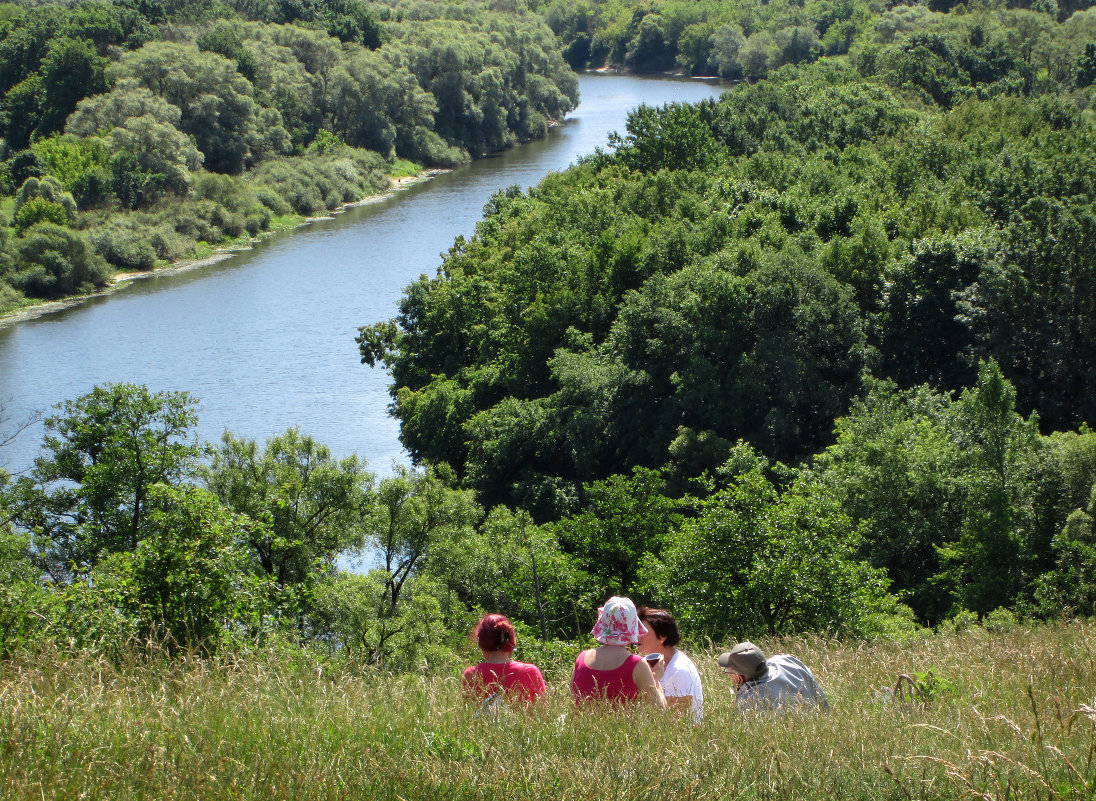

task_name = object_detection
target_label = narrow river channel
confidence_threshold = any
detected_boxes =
[0,74,725,478]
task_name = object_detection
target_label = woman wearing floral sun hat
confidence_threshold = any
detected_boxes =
[570,596,667,708]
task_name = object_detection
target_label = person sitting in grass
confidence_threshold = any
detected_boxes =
[717,641,829,712]
[637,606,704,722]
[463,614,546,707]
[571,596,667,709]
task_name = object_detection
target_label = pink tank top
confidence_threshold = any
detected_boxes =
[463,660,546,703]
[571,652,643,703]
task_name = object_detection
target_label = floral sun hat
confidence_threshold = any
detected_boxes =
[591,596,648,646]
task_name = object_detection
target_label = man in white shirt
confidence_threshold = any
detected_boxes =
[637,606,704,721]
[717,641,828,712]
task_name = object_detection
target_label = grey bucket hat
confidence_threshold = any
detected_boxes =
[717,641,767,680]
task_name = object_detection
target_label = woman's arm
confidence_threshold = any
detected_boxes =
[665,694,694,713]
[633,659,667,710]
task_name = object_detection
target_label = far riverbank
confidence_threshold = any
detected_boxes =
[0,169,450,328]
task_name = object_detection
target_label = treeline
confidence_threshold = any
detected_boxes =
[0,0,577,309]
[6,2,1096,665]
[2,365,1092,668]
[537,0,1096,77]
[359,6,1096,630]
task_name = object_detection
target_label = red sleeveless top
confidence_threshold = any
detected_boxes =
[570,652,643,704]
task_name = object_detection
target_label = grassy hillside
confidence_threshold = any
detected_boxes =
[1,621,1092,800]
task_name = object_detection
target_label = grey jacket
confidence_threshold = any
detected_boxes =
[735,654,829,711]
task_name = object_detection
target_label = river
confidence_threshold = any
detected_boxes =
[0,75,725,478]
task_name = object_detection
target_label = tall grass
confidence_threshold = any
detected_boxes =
[1,623,1093,800]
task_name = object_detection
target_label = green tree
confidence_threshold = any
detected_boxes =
[7,223,109,299]
[938,360,1041,616]
[94,484,272,653]
[364,465,480,663]
[204,428,373,587]
[12,175,77,221]
[65,80,183,136]
[555,466,681,598]
[4,384,202,581]
[641,464,897,639]
[0,520,51,656]
[808,379,966,624]
[30,134,112,206]
[12,196,69,232]
[37,36,108,136]
[610,100,724,172]
[426,504,595,640]
[114,41,274,173]
[1034,479,1096,616]
[710,23,745,78]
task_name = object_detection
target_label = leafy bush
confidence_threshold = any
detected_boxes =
[88,219,159,270]
[12,175,76,221]
[94,485,273,654]
[982,607,1019,633]
[248,149,390,214]
[12,196,70,232]
[146,225,189,262]
[8,223,109,298]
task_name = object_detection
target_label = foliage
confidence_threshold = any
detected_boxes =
[366,464,482,631]
[1034,477,1096,616]
[0,522,51,657]
[426,504,596,641]
[641,463,900,640]
[553,466,681,599]
[0,0,581,298]
[204,428,373,587]
[94,484,273,653]
[2,383,203,581]
[5,222,108,298]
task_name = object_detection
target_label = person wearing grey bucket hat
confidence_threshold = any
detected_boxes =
[717,641,828,711]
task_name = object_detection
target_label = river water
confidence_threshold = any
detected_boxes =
[0,75,725,477]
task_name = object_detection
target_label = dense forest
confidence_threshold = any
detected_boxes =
[536,0,1096,77]
[3,0,1096,668]
[0,0,577,310]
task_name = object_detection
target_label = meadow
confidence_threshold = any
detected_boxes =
[1,621,1092,801]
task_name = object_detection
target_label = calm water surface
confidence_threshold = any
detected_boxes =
[0,75,725,477]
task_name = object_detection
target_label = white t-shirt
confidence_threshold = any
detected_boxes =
[661,649,704,721]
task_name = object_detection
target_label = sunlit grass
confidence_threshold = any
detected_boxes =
[389,159,424,179]
[1,622,1093,800]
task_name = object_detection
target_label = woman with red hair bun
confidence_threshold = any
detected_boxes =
[462,614,546,705]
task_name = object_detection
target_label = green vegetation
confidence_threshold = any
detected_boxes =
[1,623,1094,801]
[357,3,1096,632]
[536,0,1096,79]
[3,3,1096,797]
[0,0,578,313]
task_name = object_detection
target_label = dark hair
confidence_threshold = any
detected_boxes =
[637,607,681,648]
[472,614,516,653]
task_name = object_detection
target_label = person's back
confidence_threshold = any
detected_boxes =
[569,597,666,709]
[736,654,828,711]
[463,614,546,708]
[571,650,643,704]
[464,659,545,704]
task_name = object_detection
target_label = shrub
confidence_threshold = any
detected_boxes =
[13,197,70,232]
[13,176,77,221]
[8,223,109,299]
[147,225,188,261]
[253,185,292,215]
[89,224,158,270]
[982,606,1019,633]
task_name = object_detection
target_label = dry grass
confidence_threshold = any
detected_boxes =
[1,622,1093,801]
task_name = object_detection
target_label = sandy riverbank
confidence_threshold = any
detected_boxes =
[0,169,450,327]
